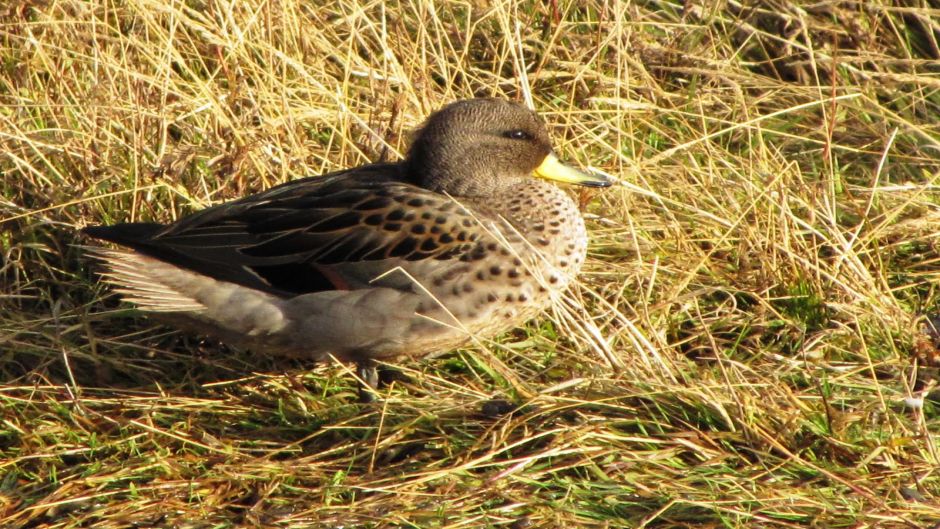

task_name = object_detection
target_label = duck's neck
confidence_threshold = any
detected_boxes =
[501,180,582,227]
[406,149,530,198]
[490,180,589,279]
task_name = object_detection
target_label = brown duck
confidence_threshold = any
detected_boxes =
[83,98,610,389]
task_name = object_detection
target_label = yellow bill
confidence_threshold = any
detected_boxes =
[533,153,611,188]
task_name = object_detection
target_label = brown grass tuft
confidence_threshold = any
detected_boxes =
[2,1,939,527]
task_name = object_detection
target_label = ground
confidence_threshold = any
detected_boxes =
[2,1,940,527]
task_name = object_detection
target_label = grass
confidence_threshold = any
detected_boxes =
[2,0,940,527]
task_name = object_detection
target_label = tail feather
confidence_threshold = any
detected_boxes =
[85,246,207,312]
[85,246,289,343]
[82,223,164,249]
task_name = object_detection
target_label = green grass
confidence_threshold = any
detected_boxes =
[3,1,940,527]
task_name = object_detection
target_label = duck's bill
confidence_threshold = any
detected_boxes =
[533,153,611,188]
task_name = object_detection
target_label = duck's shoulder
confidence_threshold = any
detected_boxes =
[261,162,413,199]
[159,162,417,234]
[207,162,413,216]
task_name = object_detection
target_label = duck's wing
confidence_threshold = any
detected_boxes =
[84,164,486,297]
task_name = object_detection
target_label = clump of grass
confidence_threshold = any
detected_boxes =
[3,1,940,527]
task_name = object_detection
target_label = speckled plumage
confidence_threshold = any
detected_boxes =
[83,98,609,365]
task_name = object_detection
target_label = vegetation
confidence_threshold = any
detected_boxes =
[2,1,939,527]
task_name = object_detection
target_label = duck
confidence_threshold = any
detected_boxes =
[83,98,610,391]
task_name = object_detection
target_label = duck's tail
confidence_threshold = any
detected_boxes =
[82,223,163,248]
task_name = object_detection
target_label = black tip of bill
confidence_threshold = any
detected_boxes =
[533,153,612,188]
[575,171,613,188]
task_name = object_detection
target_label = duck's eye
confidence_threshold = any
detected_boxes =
[504,130,531,140]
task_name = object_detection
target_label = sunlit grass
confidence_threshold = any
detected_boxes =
[2,1,939,527]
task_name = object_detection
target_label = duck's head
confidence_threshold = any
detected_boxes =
[407,98,610,196]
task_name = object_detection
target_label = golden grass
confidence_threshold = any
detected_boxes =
[2,1,940,527]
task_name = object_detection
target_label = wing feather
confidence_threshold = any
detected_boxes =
[90,164,486,297]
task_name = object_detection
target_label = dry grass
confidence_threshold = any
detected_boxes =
[3,1,940,527]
